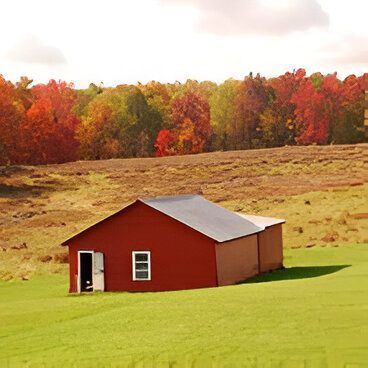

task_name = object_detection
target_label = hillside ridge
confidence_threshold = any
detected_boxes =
[0,144,367,280]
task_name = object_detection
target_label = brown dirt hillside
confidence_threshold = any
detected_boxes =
[0,144,367,280]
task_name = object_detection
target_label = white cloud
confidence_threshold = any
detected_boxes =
[329,36,368,66]
[0,0,366,87]
[160,0,329,35]
[5,36,66,65]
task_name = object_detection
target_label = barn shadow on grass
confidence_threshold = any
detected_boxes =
[240,265,351,284]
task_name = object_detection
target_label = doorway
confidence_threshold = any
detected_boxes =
[79,252,93,292]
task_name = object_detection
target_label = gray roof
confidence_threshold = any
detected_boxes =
[236,213,285,228]
[140,195,263,242]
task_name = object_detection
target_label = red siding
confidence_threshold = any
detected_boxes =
[67,201,218,292]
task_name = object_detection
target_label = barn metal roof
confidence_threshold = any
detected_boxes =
[139,195,263,243]
[235,213,285,228]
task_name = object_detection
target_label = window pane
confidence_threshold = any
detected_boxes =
[135,271,149,279]
[135,253,148,262]
[135,262,148,270]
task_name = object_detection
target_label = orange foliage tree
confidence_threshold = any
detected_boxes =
[0,75,25,164]
[155,92,212,156]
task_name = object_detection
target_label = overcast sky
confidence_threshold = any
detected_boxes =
[0,0,367,88]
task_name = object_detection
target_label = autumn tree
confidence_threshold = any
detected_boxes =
[172,79,217,101]
[73,83,103,118]
[121,85,163,156]
[332,74,366,143]
[233,73,268,149]
[154,91,213,156]
[19,80,80,164]
[210,79,240,150]
[15,76,33,111]
[173,92,212,154]
[292,73,346,145]
[78,85,161,159]
[259,69,306,147]
[292,77,329,144]
[138,81,172,128]
[0,75,25,164]
[154,129,177,156]
[1,70,367,165]
[77,97,118,159]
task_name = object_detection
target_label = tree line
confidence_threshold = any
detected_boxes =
[0,69,366,165]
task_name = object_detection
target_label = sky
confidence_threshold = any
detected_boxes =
[0,0,367,88]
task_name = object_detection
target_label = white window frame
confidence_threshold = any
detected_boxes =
[132,251,151,281]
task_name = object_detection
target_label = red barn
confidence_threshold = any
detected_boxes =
[62,195,284,293]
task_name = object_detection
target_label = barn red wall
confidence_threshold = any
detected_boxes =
[215,234,259,286]
[66,202,218,292]
[258,224,283,273]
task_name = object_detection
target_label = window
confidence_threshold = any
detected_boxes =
[132,251,151,281]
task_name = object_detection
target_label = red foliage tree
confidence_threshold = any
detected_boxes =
[154,129,177,157]
[260,69,306,146]
[19,80,80,164]
[292,73,344,144]
[0,75,25,164]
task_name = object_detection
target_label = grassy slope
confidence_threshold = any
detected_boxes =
[0,144,367,366]
[1,245,368,367]
[1,144,367,280]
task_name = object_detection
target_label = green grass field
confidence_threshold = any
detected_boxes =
[1,245,368,368]
[1,145,367,366]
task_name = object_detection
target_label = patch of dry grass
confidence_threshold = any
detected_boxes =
[0,144,367,279]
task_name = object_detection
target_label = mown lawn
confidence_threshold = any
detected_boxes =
[1,245,368,368]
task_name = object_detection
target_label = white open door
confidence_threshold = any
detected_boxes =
[93,252,105,291]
